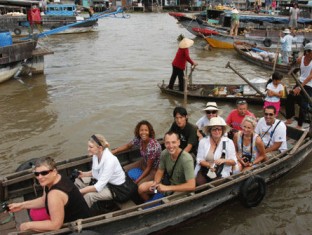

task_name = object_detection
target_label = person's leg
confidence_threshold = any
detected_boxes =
[285,88,297,123]
[123,159,143,172]
[138,168,157,185]
[297,86,312,128]
[177,68,185,91]
[83,187,113,208]
[169,65,178,89]
[138,181,154,201]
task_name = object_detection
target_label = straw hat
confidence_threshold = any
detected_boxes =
[203,102,220,111]
[205,117,230,134]
[283,29,291,34]
[232,9,239,14]
[179,38,194,49]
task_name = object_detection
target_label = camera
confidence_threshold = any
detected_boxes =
[242,155,251,163]
[70,169,80,182]
[0,202,9,212]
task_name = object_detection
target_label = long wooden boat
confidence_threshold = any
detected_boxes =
[233,41,294,74]
[157,81,286,105]
[0,39,37,83]
[0,126,310,234]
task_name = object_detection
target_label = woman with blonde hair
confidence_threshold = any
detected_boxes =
[75,134,127,207]
[233,116,266,172]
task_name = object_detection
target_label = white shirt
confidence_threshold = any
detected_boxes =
[92,148,125,192]
[280,34,294,52]
[299,56,312,88]
[195,136,237,178]
[255,117,287,152]
[265,82,284,102]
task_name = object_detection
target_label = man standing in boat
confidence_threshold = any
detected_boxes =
[280,28,295,64]
[168,36,198,92]
[255,106,287,158]
[138,131,195,201]
[289,3,300,31]
[230,8,240,37]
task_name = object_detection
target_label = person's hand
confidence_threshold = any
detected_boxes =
[20,222,32,231]
[155,183,168,193]
[8,202,23,212]
[215,159,225,165]
[293,86,301,95]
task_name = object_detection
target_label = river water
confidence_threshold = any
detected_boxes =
[0,13,311,234]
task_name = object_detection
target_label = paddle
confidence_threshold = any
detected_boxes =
[225,61,287,118]
[272,31,281,73]
[290,72,312,105]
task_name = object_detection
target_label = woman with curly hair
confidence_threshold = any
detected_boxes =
[112,120,162,185]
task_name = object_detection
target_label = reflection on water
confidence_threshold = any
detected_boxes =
[0,13,311,235]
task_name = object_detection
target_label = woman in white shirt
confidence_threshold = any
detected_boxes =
[195,117,236,185]
[75,134,126,207]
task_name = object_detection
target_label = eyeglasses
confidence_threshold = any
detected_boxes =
[34,170,53,177]
[206,110,217,114]
[211,127,223,132]
[236,100,247,105]
[264,113,274,116]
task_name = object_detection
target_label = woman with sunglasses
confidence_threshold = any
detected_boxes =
[195,117,236,185]
[8,157,91,232]
[75,134,126,208]
[196,102,226,139]
[112,120,161,185]
[233,116,266,172]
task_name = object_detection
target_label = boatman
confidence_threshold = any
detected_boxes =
[168,36,198,92]
[230,8,240,36]
[255,106,287,159]
[280,28,295,64]
[138,131,195,201]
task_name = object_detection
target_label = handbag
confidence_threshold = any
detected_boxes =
[108,173,138,203]
[207,141,226,180]
[162,150,183,185]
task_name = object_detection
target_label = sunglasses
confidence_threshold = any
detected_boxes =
[236,100,247,105]
[206,110,217,114]
[211,127,223,132]
[264,113,274,116]
[34,170,53,177]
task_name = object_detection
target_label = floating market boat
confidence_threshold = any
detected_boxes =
[0,126,310,234]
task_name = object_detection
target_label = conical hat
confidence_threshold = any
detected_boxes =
[179,38,194,49]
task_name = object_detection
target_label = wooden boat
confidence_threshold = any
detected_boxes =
[233,41,294,74]
[157,81,286,105]
[0,39,37,83]
[0,126,310,234]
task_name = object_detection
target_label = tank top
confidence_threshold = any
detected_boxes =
[45,176,91,223]
[237,132,258,162]
[300,56,312,87]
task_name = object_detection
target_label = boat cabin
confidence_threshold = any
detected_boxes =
[45,4,77,16]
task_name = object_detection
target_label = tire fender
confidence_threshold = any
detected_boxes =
[263,38,272,47]
[13,28,22,36]
[239,175,266,208]
[15,158,38,172]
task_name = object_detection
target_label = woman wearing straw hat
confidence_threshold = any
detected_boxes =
[195,117,236,185]
[279,28,295,64]
[196,101,226,138]
[168,36,198,91]
[230,8,240,36]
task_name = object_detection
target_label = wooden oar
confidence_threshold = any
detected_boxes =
[226,61,287,118]
[272,31,281,73]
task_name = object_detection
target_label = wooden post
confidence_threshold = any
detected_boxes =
[183,66,188,108]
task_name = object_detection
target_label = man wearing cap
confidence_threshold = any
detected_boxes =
[280,28,295,64]
[226,100,256,133]
[285,42,312,129]
[169,106,199,156]
[230,9,240,36]
[255,106,287,158]
[196,102,226,138]
[168,37,198,92]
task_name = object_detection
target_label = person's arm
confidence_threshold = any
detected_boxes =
[253,136,266,165]
[197,138,210,168]
[265,142,282,153]
[135,158,153,184]
[184,48,197,66]
[157,178,195,193]
[183,143,193,153]
[9,194,45,212]
[19,189,67,232]
[111,142,133,155]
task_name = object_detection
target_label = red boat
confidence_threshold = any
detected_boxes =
[192,27,219,36]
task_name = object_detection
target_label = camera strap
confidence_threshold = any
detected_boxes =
[241,133,253,160]
[265,120,281,148]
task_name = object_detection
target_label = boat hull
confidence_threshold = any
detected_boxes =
[0,62,21,83]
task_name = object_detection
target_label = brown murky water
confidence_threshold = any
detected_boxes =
[0,13,311,234]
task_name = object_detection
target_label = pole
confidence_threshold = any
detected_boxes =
[273,31,281,73]
[290,72,312,105]
[225,61,265,97]
[183,66,188,108]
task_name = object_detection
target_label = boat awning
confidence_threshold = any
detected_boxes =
[0,0,39,7]
[239,15,312,25]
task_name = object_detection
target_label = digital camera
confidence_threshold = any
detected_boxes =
[242,155,252,163]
